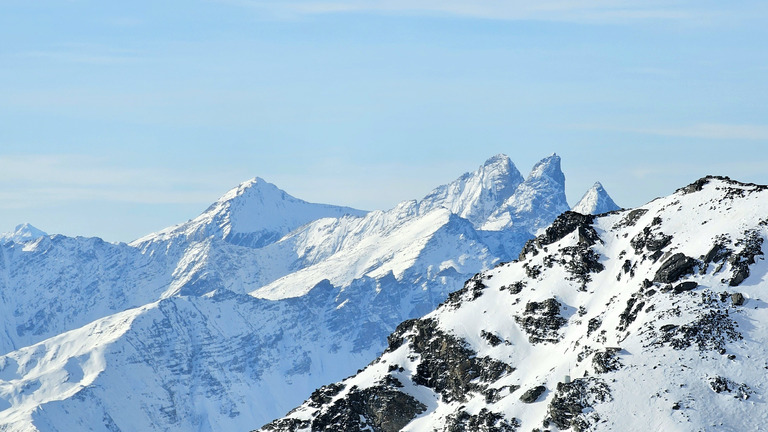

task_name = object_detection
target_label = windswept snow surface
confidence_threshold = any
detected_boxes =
[262,176,768,432]
[572,181,621,215]
[0,154,579,431]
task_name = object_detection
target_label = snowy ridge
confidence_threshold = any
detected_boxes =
[131,177,368,250]
[417,154,524,227]
[572,181,620,215]
[261,176,768,432]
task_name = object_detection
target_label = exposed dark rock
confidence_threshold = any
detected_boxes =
[444,275,487,307]
[659,324,678,333]
[260,418,310,432]
[310,384,427,432]
[654,309,742,351]
[546,378,612,431]
[592,349,622,374]
[617,297,645,332]
[731,293,745,306]
[481,330,504,347]
[561,245,605,290]
[501,281,526,294]
[483,385,519,404]
[520,212,599,260]
[308,383,346,408]
[708,376,752,400]
[519,386,547,403]
[673,282,698,293]
[677,177,713,194]
[516,298,567,344]
[630,226,672,254]
[442,408,521,432]
[386,319,513,402]
[523,263,542,279]
[586,317,602,337]
[727,231,764,286]
[653,253,697,284]
[613,208,648,229]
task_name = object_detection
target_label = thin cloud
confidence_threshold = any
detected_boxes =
[0,155,227,208]
[220,0,709,22]
[573,123,768,141]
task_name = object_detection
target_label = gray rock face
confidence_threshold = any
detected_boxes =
[519,386,547,403]
[653,253,697,283]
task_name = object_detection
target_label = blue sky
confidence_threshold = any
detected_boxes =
[1,0,767,242]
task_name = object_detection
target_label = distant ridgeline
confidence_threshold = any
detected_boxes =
[0,153,619,431]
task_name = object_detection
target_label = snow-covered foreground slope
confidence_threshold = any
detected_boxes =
[261,176,768,432]
[0,153,607,431]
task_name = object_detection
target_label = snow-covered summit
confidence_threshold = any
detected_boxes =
[0,223,47,244]
[131,177,367,249]
[482,153,570,232]
[418,154,523,227]
[572,181,621,215]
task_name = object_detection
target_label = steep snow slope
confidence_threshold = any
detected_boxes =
[132,177,368,250]
[417,154,524,227]
[261,176,768,432]
[482,154,570,233]
[572,182,620,215]
[0,236,174,355]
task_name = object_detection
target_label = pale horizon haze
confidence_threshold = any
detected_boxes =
[1,1,767,242]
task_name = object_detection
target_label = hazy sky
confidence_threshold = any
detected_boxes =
[1,1,767,242]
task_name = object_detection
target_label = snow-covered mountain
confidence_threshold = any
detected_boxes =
[0,224,47,245]
[261,176,768,432]
[482,154,570,232]
[132,177,368,249]
[572,181,621,215]
[0,153,614,431]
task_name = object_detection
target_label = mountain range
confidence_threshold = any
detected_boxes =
[260,176,767,431]
[0,153,618,431]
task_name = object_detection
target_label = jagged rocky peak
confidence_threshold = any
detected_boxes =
[418,153,524,227]
[0,223,47,243]
[482,153,570,233]
[572,181,621,215]
[260,175,768,432]
[132,177,367,249]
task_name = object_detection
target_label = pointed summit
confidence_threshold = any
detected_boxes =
[418,154,524,227]
[482,154,569,233]
[0,223,47,244]
[572,181,621,215]
[132,177,367,248]
[527,153,565,185]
